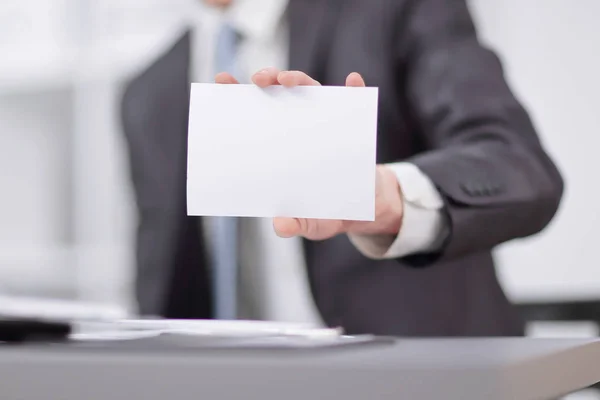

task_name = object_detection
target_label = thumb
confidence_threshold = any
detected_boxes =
[346,72,365,87]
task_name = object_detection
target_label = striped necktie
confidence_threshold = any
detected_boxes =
[211,21,241,320]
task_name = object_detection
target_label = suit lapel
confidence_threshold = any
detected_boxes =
[287,0,340,80]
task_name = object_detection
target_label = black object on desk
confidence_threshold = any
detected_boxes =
[0,317,71,343]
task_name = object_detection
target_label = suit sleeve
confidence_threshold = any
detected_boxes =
[397,0,564,265]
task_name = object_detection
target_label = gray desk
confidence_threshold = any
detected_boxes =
[1,337,600,399]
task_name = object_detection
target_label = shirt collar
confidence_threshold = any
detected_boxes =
[222,0,289,41]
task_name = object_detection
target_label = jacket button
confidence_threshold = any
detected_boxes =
[461,182,483,196]
[461,181,502,197]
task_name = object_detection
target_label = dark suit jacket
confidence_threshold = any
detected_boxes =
[120,0,563,336]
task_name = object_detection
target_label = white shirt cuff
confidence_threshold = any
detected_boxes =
[349,162,448,259]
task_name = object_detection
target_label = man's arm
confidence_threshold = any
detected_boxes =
[394,0,563,264]
[349,162,448,259]
[216,19,563,256]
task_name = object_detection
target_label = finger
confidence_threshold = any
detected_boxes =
[215,72,239,84]
[252,67,281,88]
[277,70,321,87]
[273,217,302,238]
[274,217,345,240]
[345,72,366,87]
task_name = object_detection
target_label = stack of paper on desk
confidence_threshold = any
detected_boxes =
[69,319,387,349]
[71,319,344,343]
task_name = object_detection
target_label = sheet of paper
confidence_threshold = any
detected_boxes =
[187,83,378,221]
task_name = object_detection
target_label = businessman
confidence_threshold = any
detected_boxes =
[120,0,564,336]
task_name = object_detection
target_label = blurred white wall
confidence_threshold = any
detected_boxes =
[0,89,75,297]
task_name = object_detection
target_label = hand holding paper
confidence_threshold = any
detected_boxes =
[187,68,404,240]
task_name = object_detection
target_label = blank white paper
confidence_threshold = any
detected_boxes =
[187,83,378,221]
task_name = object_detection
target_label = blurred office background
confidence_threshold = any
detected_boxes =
[1,0,599,344]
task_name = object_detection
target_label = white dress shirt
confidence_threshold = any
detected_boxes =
[188,0,447,326]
